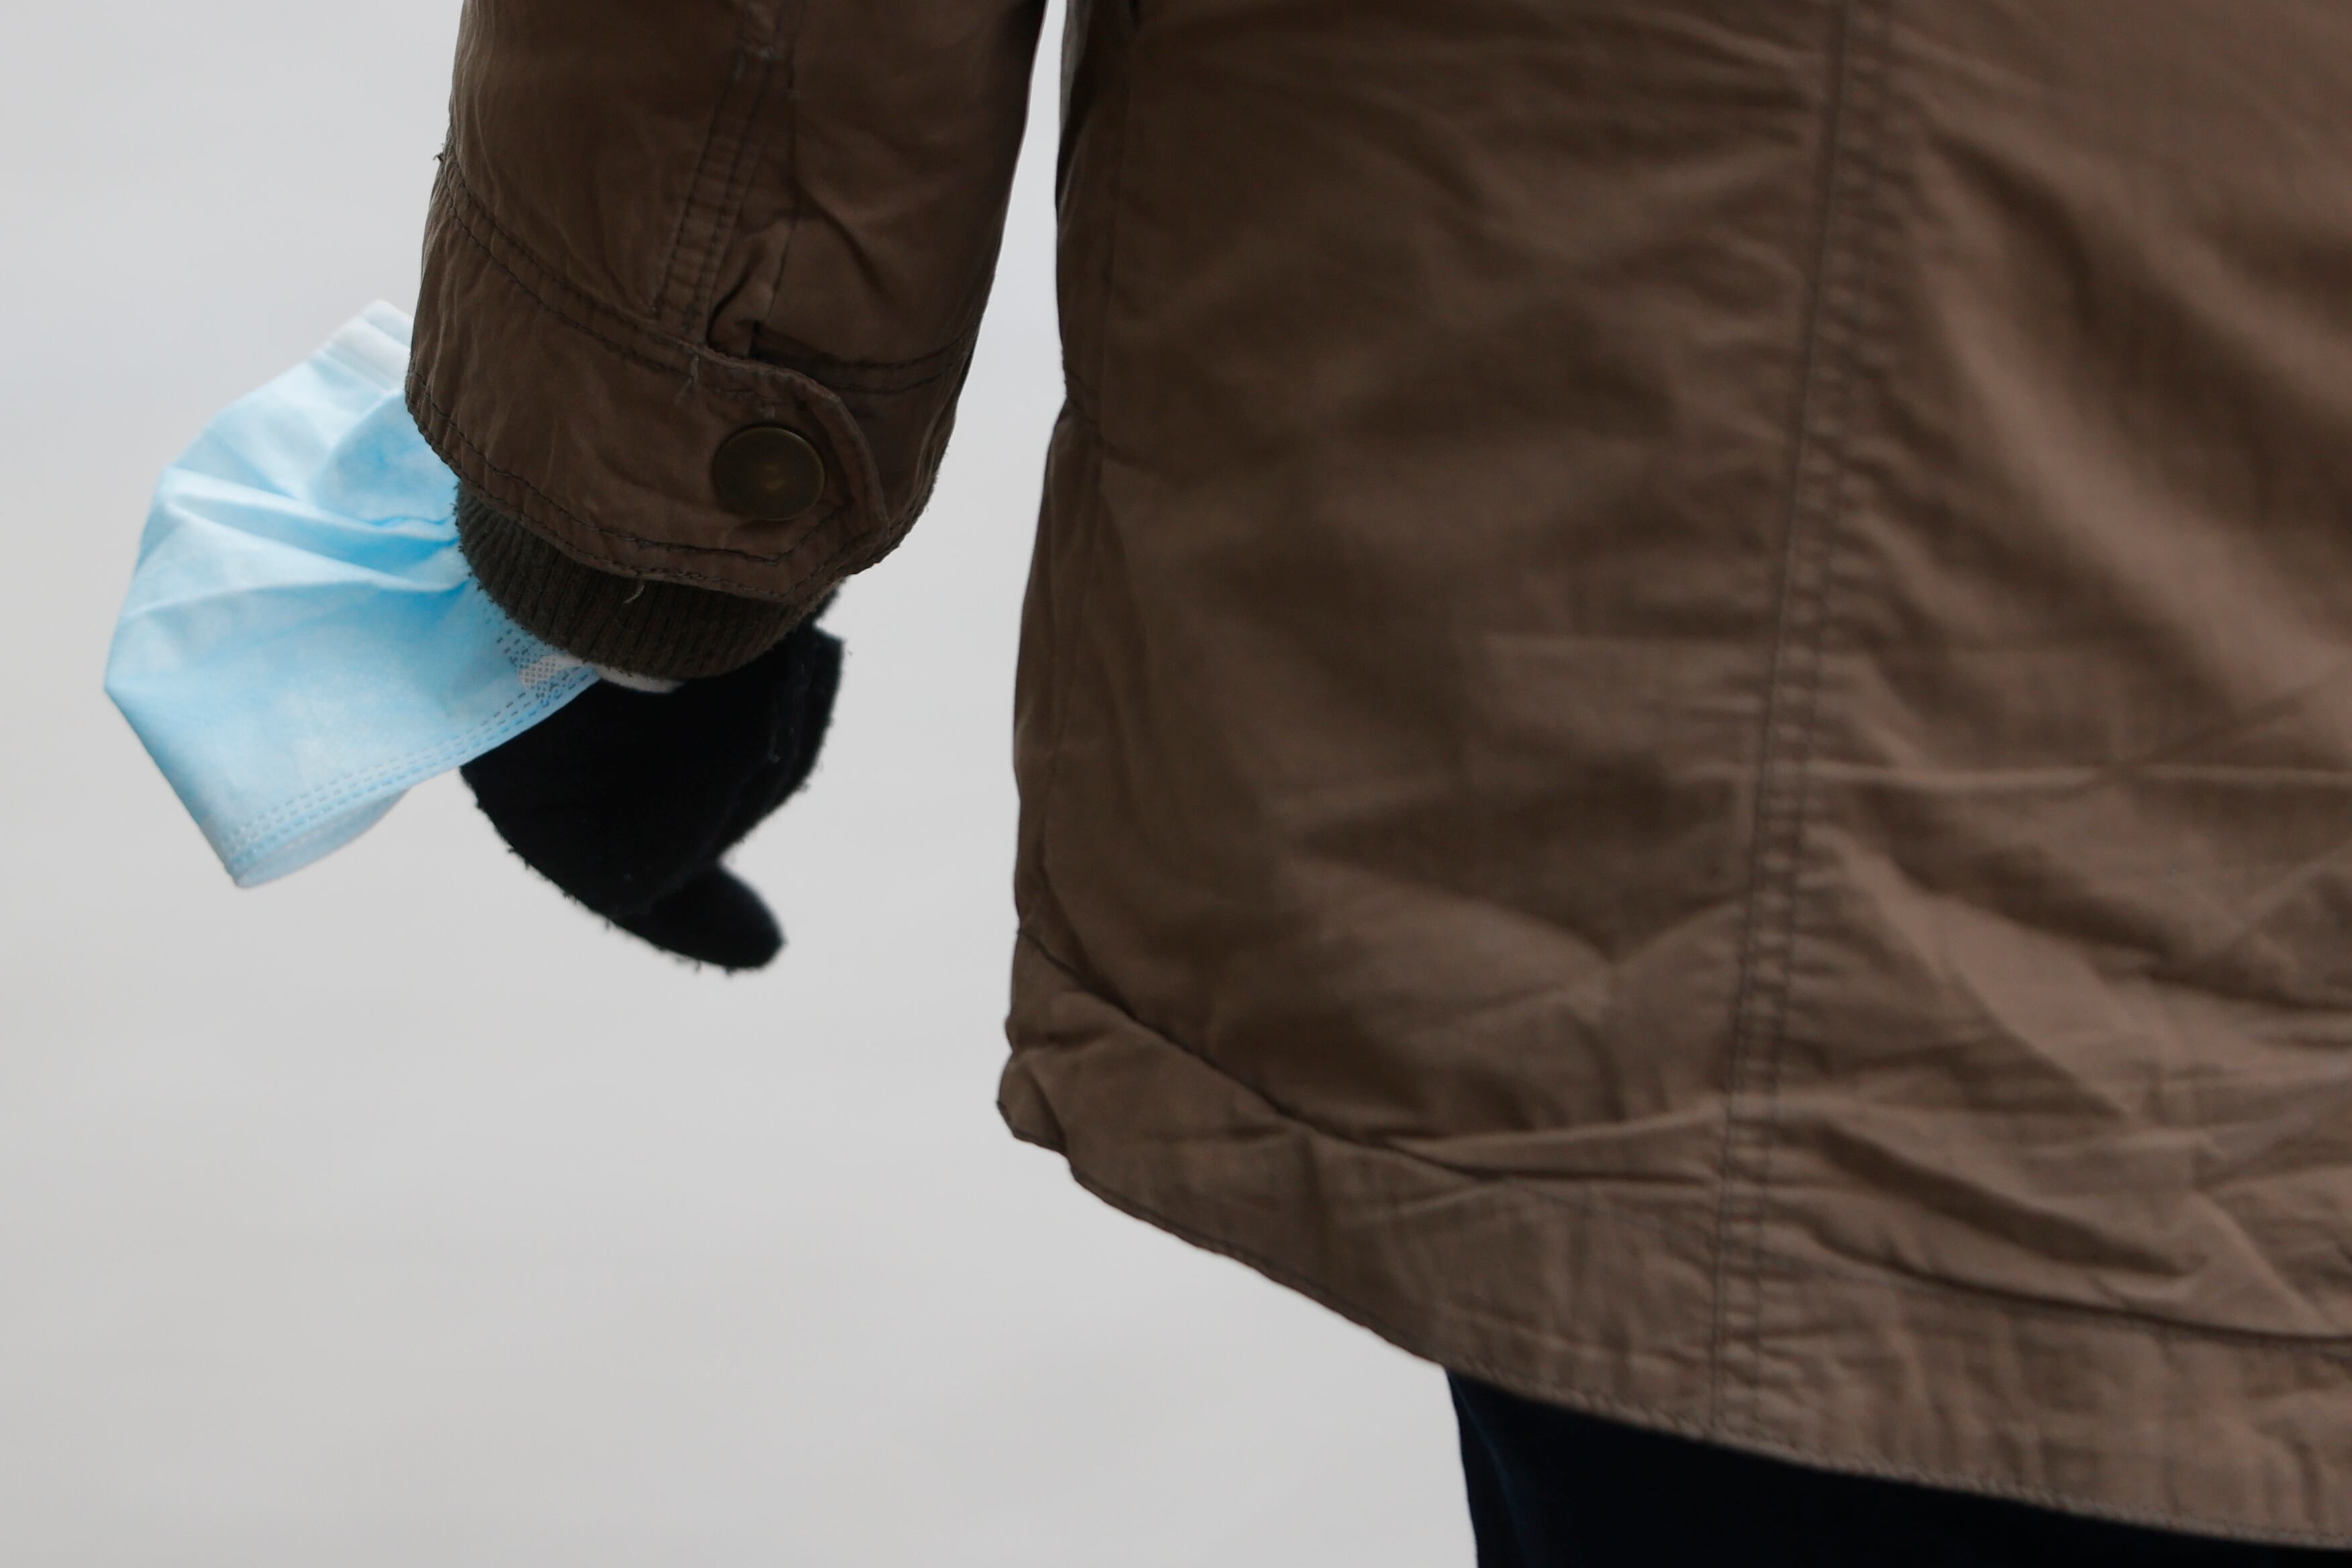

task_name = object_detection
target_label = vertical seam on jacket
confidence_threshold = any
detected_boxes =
[758,4,814,340]
[1706,0,1896,1436]
[1737,0,1900,1440]
[656,5,793,334]
[685,21,789,337]
[653,54,741,320]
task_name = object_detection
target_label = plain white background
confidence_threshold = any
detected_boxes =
[0,4,1471,1563]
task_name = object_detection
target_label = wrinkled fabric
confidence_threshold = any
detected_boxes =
[411,0,2352,1545]
[107,304,593,885]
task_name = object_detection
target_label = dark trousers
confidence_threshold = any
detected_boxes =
[1450,1374,2349,1567]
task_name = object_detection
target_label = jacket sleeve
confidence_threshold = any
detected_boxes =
[407,0,1049,677]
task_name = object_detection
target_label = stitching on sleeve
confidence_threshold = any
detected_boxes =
[440,166,808,409]
[750,321,987,392]
[416,154,946,600]
[411,378,920,616]
[442,161,974,413]
[683,48,782,332]
[410,376,846,569]
[654,60,740,324]
[758,1,817,336]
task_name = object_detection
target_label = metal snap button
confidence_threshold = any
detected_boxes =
[712,425,826,522]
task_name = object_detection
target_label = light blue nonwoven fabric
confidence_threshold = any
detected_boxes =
[105,303,597,887]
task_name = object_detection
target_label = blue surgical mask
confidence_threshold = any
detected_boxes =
[105,303,596,887]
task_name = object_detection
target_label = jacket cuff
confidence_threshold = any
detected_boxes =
[456,487,807,680]
[407,157,977,610]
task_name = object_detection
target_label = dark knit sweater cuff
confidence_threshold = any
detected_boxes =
[454,487,806,681]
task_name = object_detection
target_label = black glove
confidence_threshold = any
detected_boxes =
[459,617,844,971]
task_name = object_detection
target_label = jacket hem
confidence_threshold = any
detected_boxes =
[999,932,2352,1551]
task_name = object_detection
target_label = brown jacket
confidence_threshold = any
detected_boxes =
[411,0,2352,1544]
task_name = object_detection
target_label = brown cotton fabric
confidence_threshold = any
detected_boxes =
[411,0,2352,1545]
